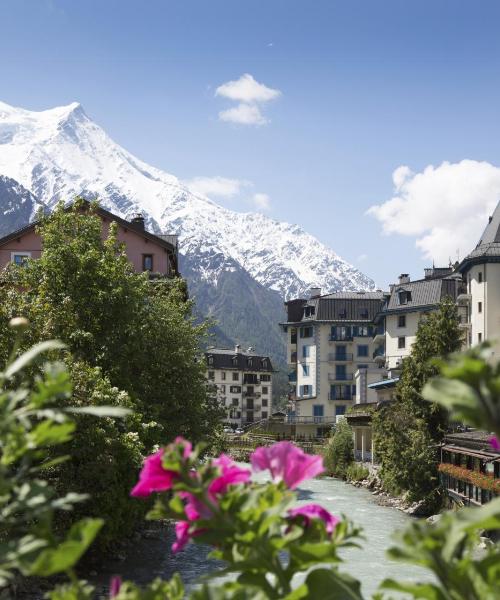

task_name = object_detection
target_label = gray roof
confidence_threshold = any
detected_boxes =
[205,348,274,372]
[385,277,459,313]
[458,201,500,272]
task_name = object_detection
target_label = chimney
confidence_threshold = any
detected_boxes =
[398,274,410,284]
[131,213,145,231]
[309,287,321,299]
[235,344,241,353]
[247,346,254,353]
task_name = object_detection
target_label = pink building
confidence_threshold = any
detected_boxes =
[0,204,179,278]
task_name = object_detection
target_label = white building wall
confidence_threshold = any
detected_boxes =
[485,263,500,355]
[385,311,422,369]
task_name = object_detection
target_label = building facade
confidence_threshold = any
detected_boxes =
[0,202,179,278]
[205,346,273,429]
[282,291,386,438]
[457,202,500,354]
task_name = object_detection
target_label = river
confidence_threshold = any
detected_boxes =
[95,474,428,598]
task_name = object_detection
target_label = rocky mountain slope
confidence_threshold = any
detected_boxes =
[0,100,375,365]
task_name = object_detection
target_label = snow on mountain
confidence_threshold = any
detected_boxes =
[0,175,46,237]
[0,100,375,299]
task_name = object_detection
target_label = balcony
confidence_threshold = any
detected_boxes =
[328,373,353,382]
[286,415,337,424]
[373,346,386,363]
[328,392,352,401]
[372,326,385,344]
[244,391,261,397]
[457,292,472,304]
[329,335,353,342]
[328,353,353,362]
[245,404,261,411]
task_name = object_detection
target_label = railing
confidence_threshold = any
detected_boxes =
[244,391,261,397]
[329,335,353,342]
[328,392,352,401]
[245,404,261,411]
[286,416,336,424]
[328,373,353,381]
[372,325,384,338]
[328,353,353,362]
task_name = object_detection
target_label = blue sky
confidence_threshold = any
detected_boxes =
[2,0,500,286]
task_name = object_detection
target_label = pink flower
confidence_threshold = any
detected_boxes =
[490,435,500,451]
[172,521,190,553]
[109,575,122,598]
[209,454,251,495]
[174,436,192,458]
[250,441,324,489]
[179,491,212,521]
[130,449,178,497]
[288,503,339,535]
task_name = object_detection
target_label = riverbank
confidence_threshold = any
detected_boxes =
[346,463,436,517]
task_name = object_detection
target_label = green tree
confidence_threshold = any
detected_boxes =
[0,201,223,548]
[323,419,354,479]
[373,298,463,502]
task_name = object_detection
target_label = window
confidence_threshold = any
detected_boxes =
[478,333,483,343]
[261,358,268,369]
[232,398,239,406]
[302,365,310,376]
[302,345,311,358]
[313,405,324,422]
[262,411,268,419]
[291,328,297,344]
[221,372,226,380]
[357,326,369,337]
[479,272,483,283]
[207,355,213,365]
[301,385,311,396]
[232,372,239,381]
[208,371,215,380]
[11,252,31,266]
[230,386,241,393]
[335,405,346,416]
[359,308,369,319]
[246,386,254,395]
[398,315,406,328]
[142,254,153,271]
[247,358,253,368]
[357,345,368,357]
[220,384,226,393]
[478,302,482,313]
[330,385,351,400]
[357,364,368,369]
[300,326,313,338]
[303,306,315,318]
[262,386,269,394]
[398,290,412,305]
[398,336,406,349]
[336,365,347,380]
[260,374,271,382]
[262,398,268,407]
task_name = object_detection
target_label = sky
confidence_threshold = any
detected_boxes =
[1,0,500,287]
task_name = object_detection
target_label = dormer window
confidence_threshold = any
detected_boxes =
[207,355,214,366]
[398,290,412,305]
[261,358,268,369]
[232,356,238,366]
[303,306,315,318]
[247,358,253,368]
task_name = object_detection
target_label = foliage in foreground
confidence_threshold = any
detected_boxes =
[2,333,500,598]
[373,298,463,502]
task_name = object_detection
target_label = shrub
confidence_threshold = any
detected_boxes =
[323,419,354,479]
[346,463,369,482]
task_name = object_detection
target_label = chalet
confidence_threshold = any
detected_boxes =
[0,202,179,278]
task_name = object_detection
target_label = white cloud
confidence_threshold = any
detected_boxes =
[253,193,271,211]
[215,73,281,126]
[216,73,281,103]
[185,176,249,199]
[218,103,267,126]
[367,160,500,263]
[357,253,368,262]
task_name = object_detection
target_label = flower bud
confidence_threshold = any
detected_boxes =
[9,317,29,331]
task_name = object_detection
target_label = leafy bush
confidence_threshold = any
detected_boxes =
[346,463,369,482]
[323,419,354,479]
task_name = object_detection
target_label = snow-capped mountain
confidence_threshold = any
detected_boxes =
[0,175,46,237]
[0,100,374,300]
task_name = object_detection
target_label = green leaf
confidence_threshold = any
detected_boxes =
[30,420,75,447]
[304,568,364,600]
[380,578,448,600]
[65,405,132,417]
[29,518,103,576]
[3,340,66,379]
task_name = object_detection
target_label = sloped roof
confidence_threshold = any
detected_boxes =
[458,201,500,272]
[385,277,459,313]
[205,349,274,372]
